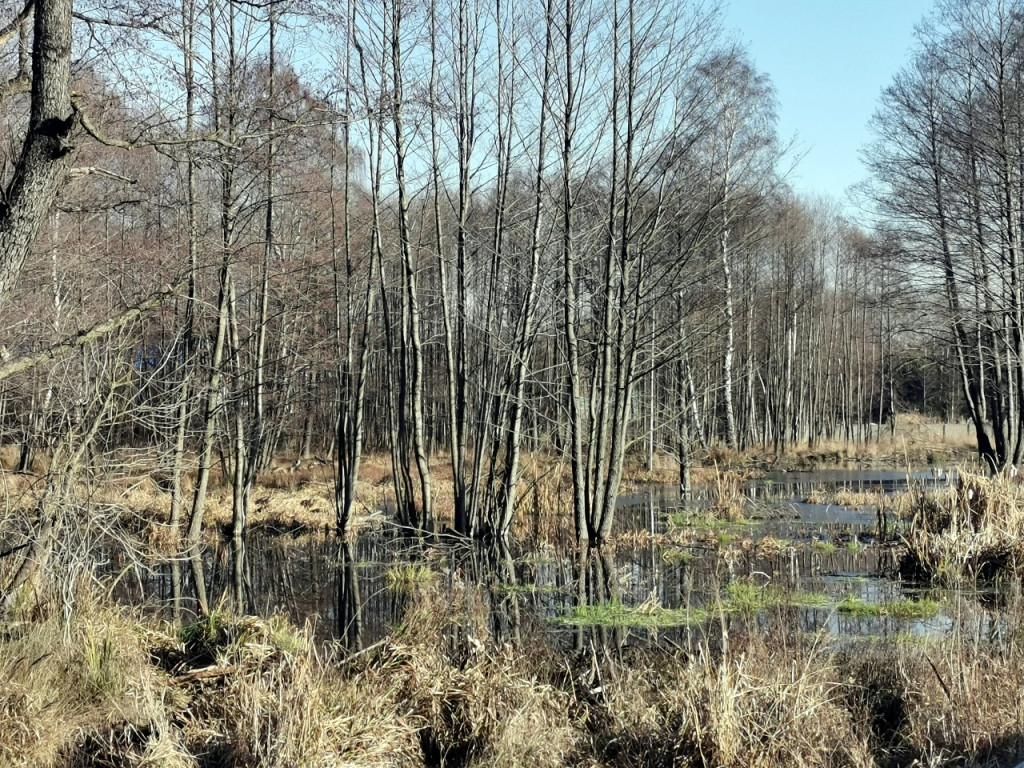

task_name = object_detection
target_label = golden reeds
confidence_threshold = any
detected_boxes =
[901,471,1024,583]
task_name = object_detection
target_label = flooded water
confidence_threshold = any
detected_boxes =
[113,467,1022,651]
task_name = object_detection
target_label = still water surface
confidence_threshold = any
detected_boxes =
[112,468,1019,651]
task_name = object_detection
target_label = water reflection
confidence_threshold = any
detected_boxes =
[335,541,362,650]
[106,471,1022,657]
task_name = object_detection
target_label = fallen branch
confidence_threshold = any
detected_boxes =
[172,664,237,685]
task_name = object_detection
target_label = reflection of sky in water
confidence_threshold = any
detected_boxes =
[107,469,1014,649]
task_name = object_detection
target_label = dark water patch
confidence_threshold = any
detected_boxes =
[750,469,954,501]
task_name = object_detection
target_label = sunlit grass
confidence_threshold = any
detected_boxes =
[555,599,708,628]
[723,581,830,616]
[669,511,752,530]
[812,539,837,555]
[660,547,695,565]
[837,596,941,621]
[385,562,438,593]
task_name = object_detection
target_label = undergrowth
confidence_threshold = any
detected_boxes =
[3,573,1022,767]
[900,471,1024,583]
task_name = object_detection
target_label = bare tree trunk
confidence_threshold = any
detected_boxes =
[390,0,433,530]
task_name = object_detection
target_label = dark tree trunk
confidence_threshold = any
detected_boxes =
[0,0,74,307]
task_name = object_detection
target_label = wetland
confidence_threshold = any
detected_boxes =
[7,455,1017,767]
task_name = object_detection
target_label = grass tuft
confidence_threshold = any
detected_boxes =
[836,595,941,621]
[556,597,709,628]
[900,470,1024,583]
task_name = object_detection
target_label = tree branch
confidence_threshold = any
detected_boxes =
[72,98,348,152]
[73,99,232,150]
[67,166,137,184]
[0,280,184,383]
[72,11,169,32]
[0,1,32,50]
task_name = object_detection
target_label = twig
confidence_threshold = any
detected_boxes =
[925,654,954,703]
[172,664,237,684]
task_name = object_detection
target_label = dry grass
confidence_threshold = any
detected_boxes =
[591,622,1024,767]
[802,487,889,509]
[90,457,398,546]
[900,471,1024,583]
[160,612,420,767]
[838,637,1024,766]
[782,417,976,470]
[594,639,873,767]
[384,585,579,767]
[0,593,422,767]
[3,569,1024,767]
[0,593,176,767]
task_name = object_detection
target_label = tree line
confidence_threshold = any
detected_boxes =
[0,0,976,611]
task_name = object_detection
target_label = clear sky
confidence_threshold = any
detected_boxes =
[722,0,935,210]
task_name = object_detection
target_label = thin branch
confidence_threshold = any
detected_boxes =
[73,100,232,150]
[0,280,185,383]
[0,1,32,50]
[72,11,169,32]
[56,199,143,213]
[73,99,349,153]
[67,166,138,184]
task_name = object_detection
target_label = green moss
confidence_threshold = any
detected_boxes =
[812,540,836,555]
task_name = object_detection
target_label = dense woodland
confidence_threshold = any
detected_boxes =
[0,0,1013,590]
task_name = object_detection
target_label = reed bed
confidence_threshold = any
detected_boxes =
[900,471,1024,583]
[4,568,1023,767]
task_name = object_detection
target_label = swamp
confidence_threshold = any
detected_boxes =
[5,0,1024,765]
[3,435,1024,767]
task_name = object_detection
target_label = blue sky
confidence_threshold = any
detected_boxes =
[722,0,935,209]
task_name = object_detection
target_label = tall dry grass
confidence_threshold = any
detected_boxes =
[3,569,1023,767]
[901,471,1024,582]
[594,640,873,767]
[0,591,420,766]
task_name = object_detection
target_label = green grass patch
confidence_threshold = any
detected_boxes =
[555,600,708,628]
[723,581,829,616]
[812,540,836,555]
[836,596,941,620]
[660,547,696,565]
[385,562,437,593]
[83,631,119,697]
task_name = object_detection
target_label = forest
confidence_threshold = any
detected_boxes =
[0,0,960,545]
[2,0,1024,766]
